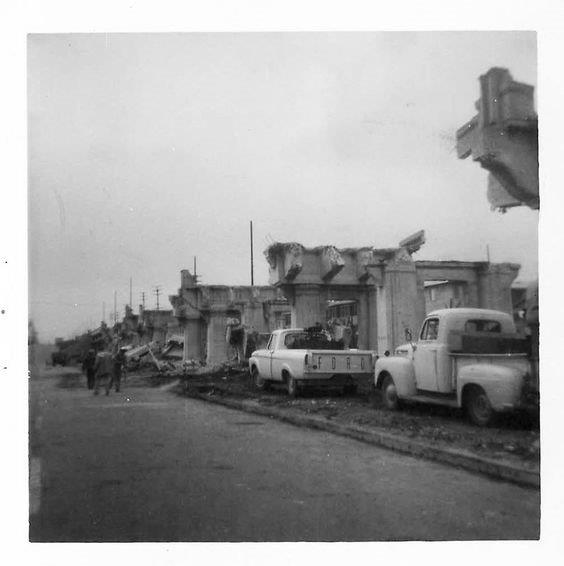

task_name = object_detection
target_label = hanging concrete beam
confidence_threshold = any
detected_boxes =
[456,67,538,211]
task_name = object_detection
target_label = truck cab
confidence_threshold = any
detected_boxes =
[374,308,534,425]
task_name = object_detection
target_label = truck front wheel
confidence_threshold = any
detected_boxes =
[465,387,494,427]
[381,375,400,411]
[251,366,269,391]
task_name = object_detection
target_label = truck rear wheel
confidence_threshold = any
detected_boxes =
[465,387,494,427]
[381,375,400,411]
[287,375,300,398]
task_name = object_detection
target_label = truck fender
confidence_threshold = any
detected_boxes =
[457,364,525,411]
[280,363,296,381]
[374,357,417,398]
[248,357,258,375]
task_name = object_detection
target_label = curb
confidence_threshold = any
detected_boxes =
[185,389,540,489]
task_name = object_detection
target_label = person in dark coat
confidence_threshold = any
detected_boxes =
[106,347,126,395]
[93,350,113,395]
[82,349,97,390]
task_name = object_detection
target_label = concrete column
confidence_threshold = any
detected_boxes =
[367,287,378,351]
[384,265,421,350]
[375,285,389,353]
[290,285,324,328]
[206,311,229,365]
[183,318,202,361]
[356,291,369,350]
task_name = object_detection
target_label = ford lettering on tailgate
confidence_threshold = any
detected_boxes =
[312,353,372,373]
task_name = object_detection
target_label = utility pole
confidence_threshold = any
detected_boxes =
[250,220,254,286]
[114,290,117,325]
[129,277,133,308]
[140,291,146,310]
[153,286,162,311]
[193,256,200,284]
[102,301,105,323]
[486,244,491,263]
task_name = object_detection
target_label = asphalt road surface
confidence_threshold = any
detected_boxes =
[29,371,540,542]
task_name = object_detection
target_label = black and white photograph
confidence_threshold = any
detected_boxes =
[5,0,564,559]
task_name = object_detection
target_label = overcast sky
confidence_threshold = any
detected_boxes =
[28,32,538,342]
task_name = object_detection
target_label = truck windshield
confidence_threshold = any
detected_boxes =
[284,332,344,350]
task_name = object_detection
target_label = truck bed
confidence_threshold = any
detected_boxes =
[448,331,530,355]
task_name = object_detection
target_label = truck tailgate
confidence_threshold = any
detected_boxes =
[306,350,374,375]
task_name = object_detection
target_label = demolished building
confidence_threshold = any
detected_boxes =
[169,270,291,365]
[169,231,520,365]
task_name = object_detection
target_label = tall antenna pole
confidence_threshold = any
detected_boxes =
[129,277,132,308]
[193,256,197,278]
[140,292,146,310]
[153,286,162,311]
[102,301,105,323]
[486,244,491,263]
[250,220,254,286]
[113,290,117,324]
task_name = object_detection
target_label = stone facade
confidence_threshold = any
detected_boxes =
[265,240,520,352]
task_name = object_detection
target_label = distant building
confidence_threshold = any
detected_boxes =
[139,307,181,346]
[424,280,470,313]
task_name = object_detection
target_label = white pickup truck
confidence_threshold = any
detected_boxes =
[249,328,375,397]
[374,308,537,426]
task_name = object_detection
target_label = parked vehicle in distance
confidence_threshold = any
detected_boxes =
[249,327,375,397]
[51,351,68,367]
[374,308,537,426]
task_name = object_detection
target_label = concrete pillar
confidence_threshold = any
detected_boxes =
[375,285,389,353]
[183,318,202,361]
[356,290,369,350]
[206,311,229,365]
[384,263,421,350]
[290,285,325,328]
[356,289,378,351]
[367,287,378,351]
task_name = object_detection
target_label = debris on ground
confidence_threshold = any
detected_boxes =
[176,370,540,470]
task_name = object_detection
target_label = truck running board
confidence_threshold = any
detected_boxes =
[411,394,459,408]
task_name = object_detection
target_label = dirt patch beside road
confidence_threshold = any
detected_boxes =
[176,370,540,473]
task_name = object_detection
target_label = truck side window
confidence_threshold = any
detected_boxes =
[420,318,439,341]
[266,335,273,350]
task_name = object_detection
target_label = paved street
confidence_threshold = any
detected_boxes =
[29,371,540,541]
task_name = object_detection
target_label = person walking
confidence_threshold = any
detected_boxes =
[106,347,126,395]
[93,349,113,395]
[82,349,97,390]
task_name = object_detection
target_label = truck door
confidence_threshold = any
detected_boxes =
[270,332,288,381]
[413,317,440,391]
[256,334,274,379]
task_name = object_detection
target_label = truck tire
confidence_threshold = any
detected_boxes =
[343,379,357,396]
[287,375,299,398]
[381,375,400,411]
[251,366,269,391]
[465,387,494,427]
